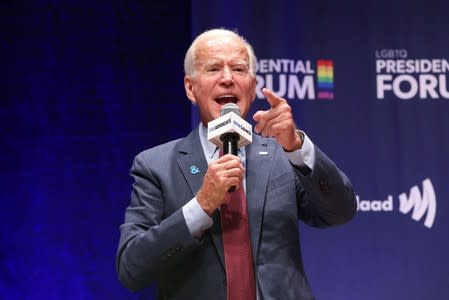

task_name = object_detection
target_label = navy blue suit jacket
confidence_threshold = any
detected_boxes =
[116,127,356,299]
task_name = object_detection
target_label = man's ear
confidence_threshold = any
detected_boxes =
[184,76,196,104]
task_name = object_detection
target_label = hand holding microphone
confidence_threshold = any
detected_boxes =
[208,103,252,191]
[196,104,253,215]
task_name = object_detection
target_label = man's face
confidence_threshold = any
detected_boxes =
[184,33,256,125]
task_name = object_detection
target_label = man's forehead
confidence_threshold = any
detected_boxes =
[197,41,248,62]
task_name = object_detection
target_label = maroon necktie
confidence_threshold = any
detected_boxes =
[220,167,256,300]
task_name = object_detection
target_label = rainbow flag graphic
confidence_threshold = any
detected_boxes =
[317,60,334,100]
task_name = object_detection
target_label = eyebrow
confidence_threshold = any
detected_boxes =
[203,60,221,68]
[203,59,248,68]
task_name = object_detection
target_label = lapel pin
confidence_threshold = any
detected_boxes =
[259,151,268,155]
[190,165,201,174]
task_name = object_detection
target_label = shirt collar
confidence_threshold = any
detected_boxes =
[199,123,219,161]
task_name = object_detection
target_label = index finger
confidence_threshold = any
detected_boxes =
[262,87,284,108]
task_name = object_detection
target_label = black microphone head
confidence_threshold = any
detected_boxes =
[220,103,241,117]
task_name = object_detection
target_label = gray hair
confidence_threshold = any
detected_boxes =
[183,28,257,78]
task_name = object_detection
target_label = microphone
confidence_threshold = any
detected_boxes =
[207,103,253,192]
[207,103,253,151]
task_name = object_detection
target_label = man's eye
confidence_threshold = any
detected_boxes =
[233,66,249,73]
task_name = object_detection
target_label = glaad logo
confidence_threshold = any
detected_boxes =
[375,49,449,100]
[398,178,436,229]
[357,178,437,229]
[255,59,334,100]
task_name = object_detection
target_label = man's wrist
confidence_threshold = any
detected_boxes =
[283,130,305,152]
[182,197,214,238]
[296,130,305,149]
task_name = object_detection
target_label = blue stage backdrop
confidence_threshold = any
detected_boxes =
[1,0,448,299]
[191,1,449,300]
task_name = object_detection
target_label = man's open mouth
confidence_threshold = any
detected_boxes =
[215,95,238,105]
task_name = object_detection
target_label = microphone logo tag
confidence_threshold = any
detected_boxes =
[207,112,253,149]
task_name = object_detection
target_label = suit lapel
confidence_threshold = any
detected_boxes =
[176,149,207,198]
[175,127,225,269]
[245,136,273,259]
[175,129,273,268]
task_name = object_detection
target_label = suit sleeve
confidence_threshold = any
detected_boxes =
[294,146,357,227]
[115,153,202,291]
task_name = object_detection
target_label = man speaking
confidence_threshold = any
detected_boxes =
[116,28,356,300]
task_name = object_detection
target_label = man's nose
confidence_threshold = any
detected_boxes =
[220,67,234,85]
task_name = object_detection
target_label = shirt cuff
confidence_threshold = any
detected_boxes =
[284,131,316,170]
[182,197,213,238]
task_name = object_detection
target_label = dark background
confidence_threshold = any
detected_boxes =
[1,1,192,299]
